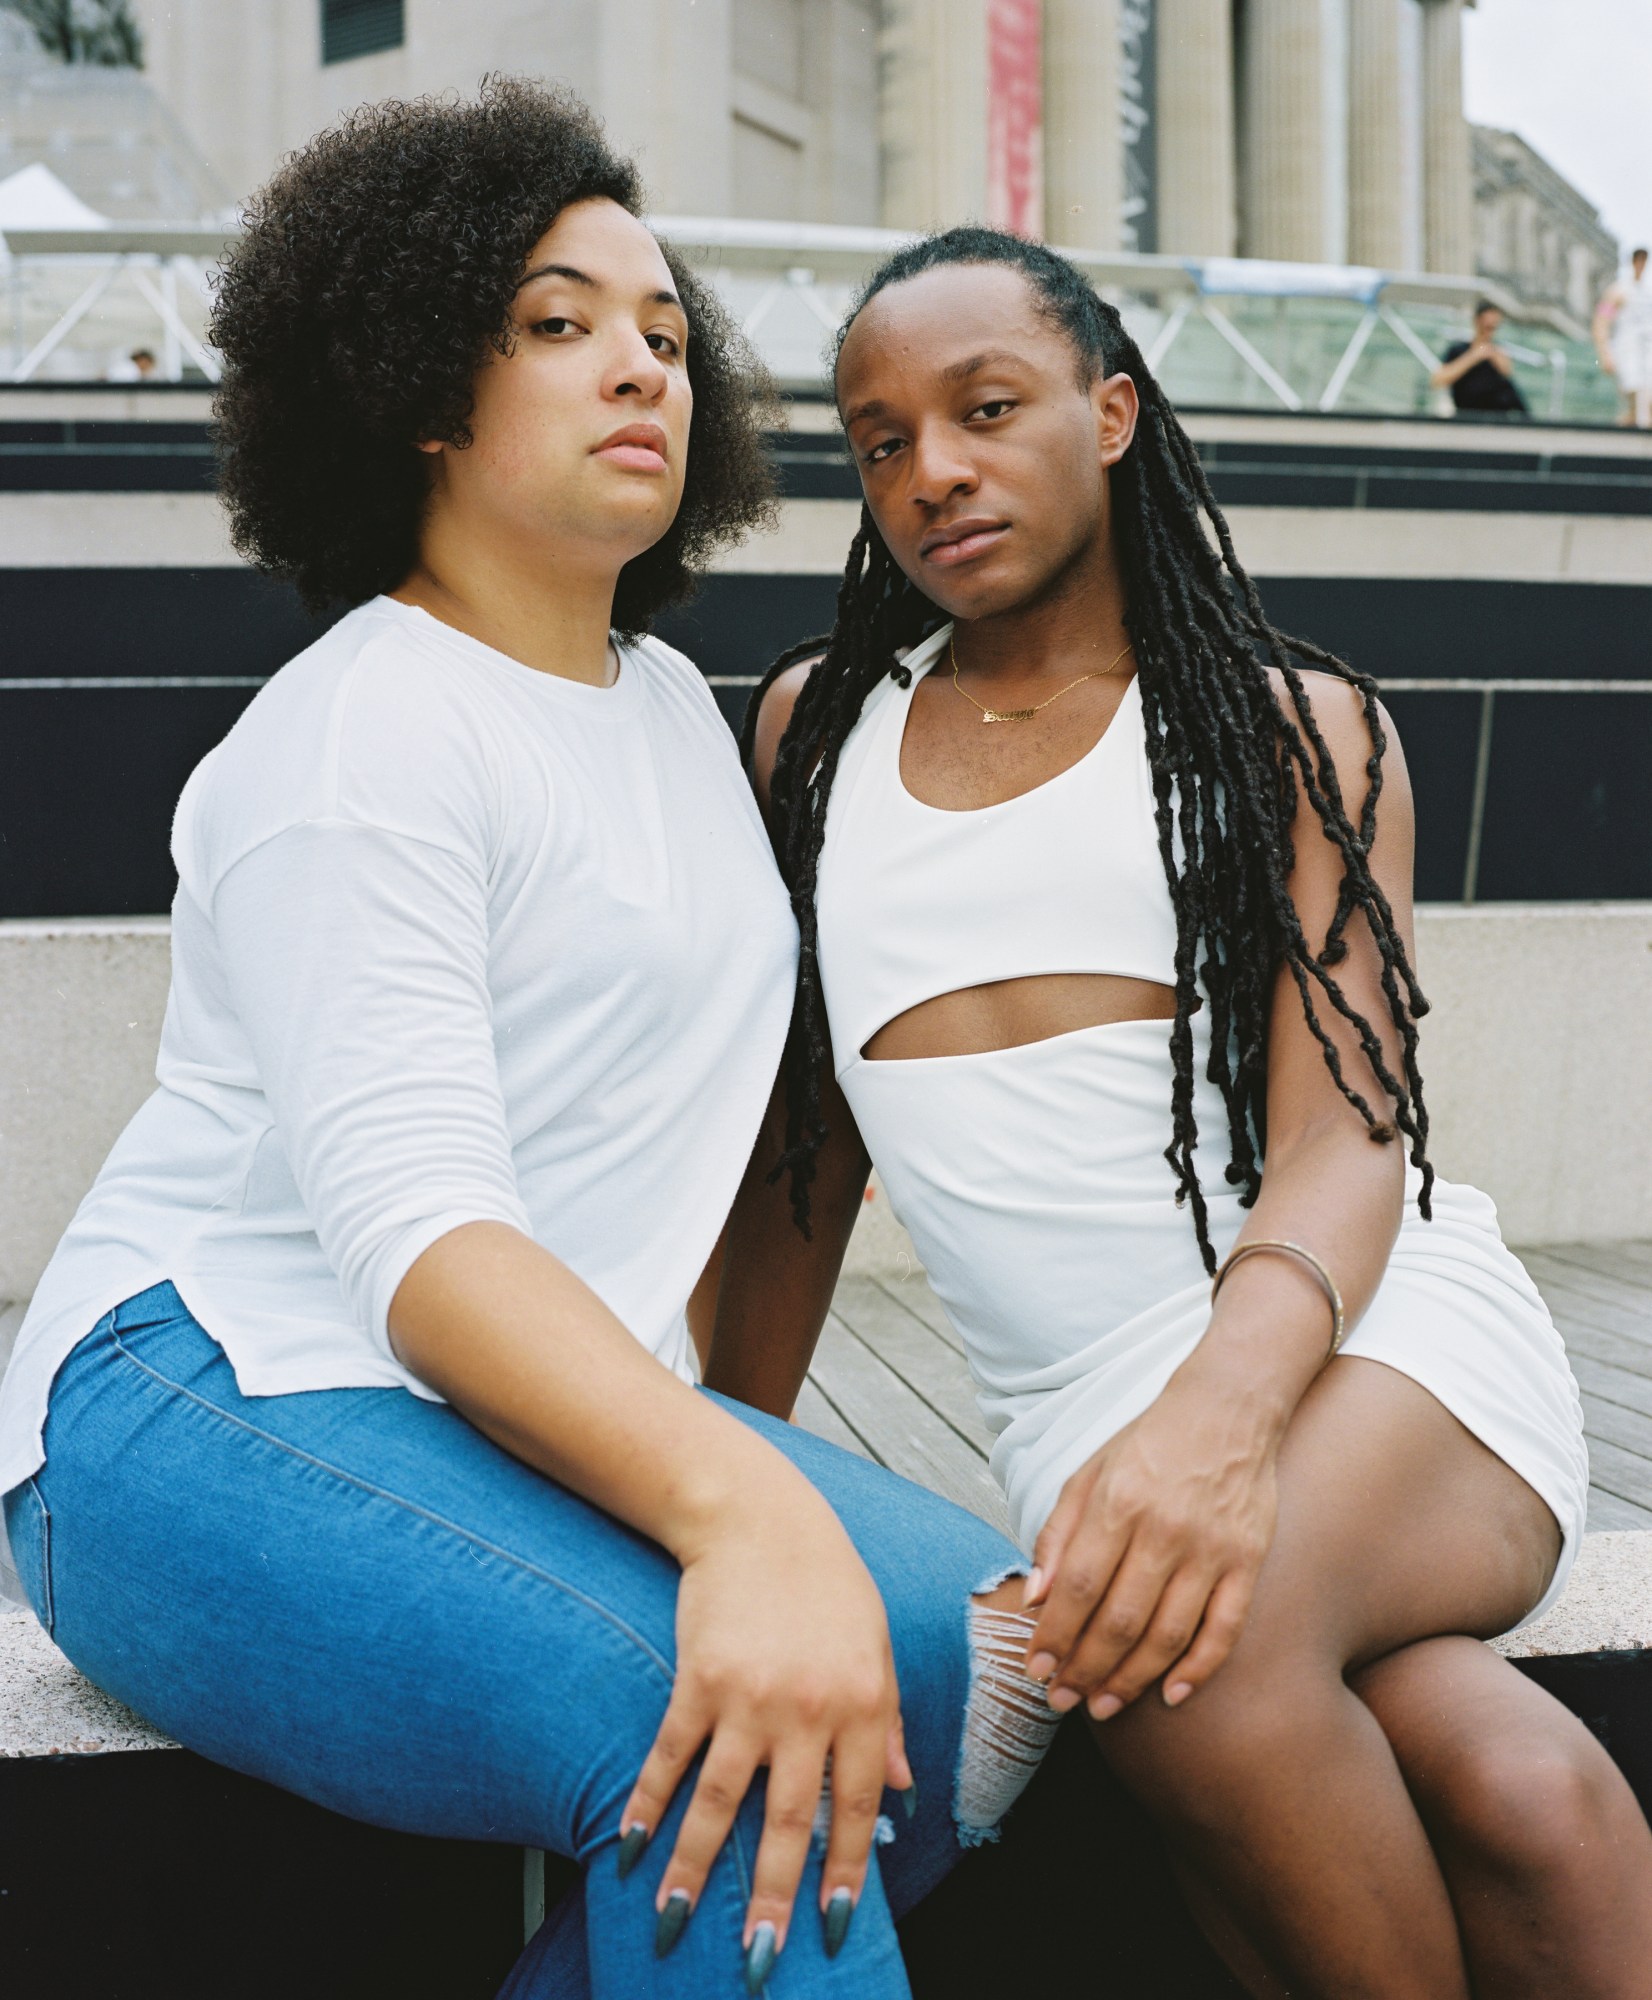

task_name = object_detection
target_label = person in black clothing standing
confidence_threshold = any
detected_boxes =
[1432,300,1529,416]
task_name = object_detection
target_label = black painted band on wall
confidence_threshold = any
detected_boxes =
[4,567,1651,917]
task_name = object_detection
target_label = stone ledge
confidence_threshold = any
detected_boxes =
[1492,1530,1652,1660]
[6,1535,1648,1762]
[0,1607,174,1757]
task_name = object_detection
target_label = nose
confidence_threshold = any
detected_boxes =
[606,325,670,405]
[905,423,978,511]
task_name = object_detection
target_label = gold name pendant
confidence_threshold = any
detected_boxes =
[950,633,1136,725]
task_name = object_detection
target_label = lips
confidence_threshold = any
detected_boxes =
[592,422,669,470]
[919,517,1009,567]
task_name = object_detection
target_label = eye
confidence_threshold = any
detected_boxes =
[863,436,905,465]
[645,331,684,357]
[970,398,1015,421]
[532,316,585,338]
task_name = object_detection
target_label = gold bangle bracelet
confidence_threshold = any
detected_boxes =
[1210,1239,1347,1359]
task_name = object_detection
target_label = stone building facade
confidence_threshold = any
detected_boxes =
[1472,124,1620,334]
[116,0,1484,274]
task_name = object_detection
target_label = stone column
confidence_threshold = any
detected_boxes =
[1421,0,1474,273]
[1155,0,1237,256]
[1042,0,1122,251]
[1348,0,1406,268]
[1239,0,1329,263]
[878,0,989,231]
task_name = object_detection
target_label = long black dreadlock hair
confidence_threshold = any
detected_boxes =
[745,227,1433,1275]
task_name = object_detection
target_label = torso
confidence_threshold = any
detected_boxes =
[809,622,1586,1591]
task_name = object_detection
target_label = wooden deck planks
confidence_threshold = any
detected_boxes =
[809,1241,1652,1540]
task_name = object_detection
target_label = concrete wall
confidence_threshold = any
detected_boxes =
[1412,903,1652,1245]
[0,921,172,1304]
[1,906,1646,1305]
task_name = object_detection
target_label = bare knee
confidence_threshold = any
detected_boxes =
[1429,1725,1627,1881]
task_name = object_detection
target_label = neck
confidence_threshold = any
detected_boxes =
[395,508,621,686]
[949,536,1131,687]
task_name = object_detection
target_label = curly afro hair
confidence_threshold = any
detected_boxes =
[209,76,778,630]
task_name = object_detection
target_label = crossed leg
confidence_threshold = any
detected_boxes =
[1063,1356,1652,1997]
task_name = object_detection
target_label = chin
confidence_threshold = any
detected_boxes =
[912,563,1035,625]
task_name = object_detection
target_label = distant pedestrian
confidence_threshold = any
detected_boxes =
[1594,248,1652,430]
[1431,301,1529,418]
[105,346,157,382]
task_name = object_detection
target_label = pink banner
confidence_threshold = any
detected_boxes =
[987,0,1044,238]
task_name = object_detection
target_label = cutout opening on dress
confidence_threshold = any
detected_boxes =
[859,972,1179,1062]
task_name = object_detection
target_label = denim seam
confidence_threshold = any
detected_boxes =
[106,1328,675,1681]
[23,1477,55,1635]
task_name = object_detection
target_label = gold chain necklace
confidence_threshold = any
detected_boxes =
[950,634,1134,725]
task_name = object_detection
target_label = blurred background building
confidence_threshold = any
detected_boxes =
[0,0,1648,1264]
[1472,123,1620,332]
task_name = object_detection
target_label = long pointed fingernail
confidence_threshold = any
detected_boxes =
[743,1919,778,1992]
[1022,1566,1046,1609]
[616,1823,649,1879]
[823,1888,854,1957]
[902,1777,919,1819]
[654,1889,692,1958]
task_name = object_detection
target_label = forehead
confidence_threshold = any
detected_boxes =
[520,197,678,298]
[836,263,1062,396]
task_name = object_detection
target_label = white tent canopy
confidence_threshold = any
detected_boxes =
[0,162,107,234]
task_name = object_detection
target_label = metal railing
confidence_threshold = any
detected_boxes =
[0,217,1617,420]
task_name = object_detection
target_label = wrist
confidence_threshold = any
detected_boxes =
[1161,1346,1298,1450]
[663,1437,837,1566]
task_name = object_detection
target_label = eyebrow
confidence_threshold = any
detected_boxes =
[516,260,683,311]
[937,348,1028,388]
[842,348,1031,427]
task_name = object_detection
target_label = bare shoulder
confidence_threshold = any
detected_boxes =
[750,655,824,819]
[1264,665,1412,818]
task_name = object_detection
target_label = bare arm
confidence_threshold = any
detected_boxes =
[1026,676,1419,1715]
[705,660,873,1416]
[1595,290,1621,371]
[706,1072,871,1416]
[392,1188,908,1960]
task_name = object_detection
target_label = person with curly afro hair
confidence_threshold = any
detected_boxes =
[0,80,1056,2000]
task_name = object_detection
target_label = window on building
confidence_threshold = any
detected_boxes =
[321,0,404,66]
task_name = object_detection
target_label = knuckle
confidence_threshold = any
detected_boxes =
[843,1669,887,1715]
[834,1786,884,1822]
[693,1775,743,1816]
[1061,1568,1101,1602]
[1101,1606,1141,1644]
[790,1680,831,1726]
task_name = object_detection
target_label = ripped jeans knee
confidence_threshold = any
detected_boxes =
[954,1597,1063,1847]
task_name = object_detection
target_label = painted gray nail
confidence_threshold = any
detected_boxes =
[743,1919,778,1992]
[616,1824,648,1880]
[823,1888,854,1958]
[654,1889,692,1958]
[902,1779,919,1820]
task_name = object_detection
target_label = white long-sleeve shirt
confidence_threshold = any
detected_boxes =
[0,598,797,1493]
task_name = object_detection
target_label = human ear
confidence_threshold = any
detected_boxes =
[1093,370,1139,468]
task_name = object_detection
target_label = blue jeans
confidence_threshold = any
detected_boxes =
[4,1284,1022,1998]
